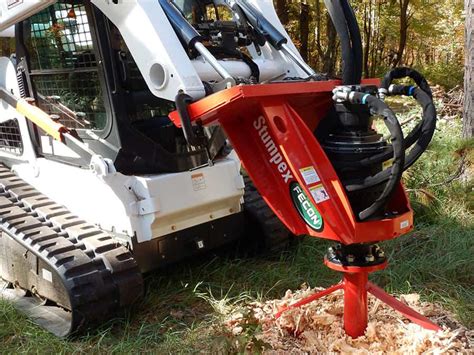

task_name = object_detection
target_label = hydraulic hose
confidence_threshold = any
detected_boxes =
[324,0,357,84]
[343,85,436,191]
[380,67,432,98]
[206,46,260,82]
[333,90,406,219]
[340,0,363,83]
[340,92,406,220]
[389,85,437,171]
[337,68,435,170]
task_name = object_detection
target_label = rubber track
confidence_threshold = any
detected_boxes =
[243,176,295,252]
[0,165,143,336]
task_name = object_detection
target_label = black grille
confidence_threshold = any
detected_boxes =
[0,119,23,155]
[26,2,106,130]
[28,4,96,71]
[33,72,105,129]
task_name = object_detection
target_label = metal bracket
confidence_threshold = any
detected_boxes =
[128,197,161,216]
[90,155,116,177]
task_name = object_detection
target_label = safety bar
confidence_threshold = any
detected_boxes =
[0,88,94,162]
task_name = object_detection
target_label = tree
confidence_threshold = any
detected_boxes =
[391,0,411,67]
[363,0,372,77]
[275,0,289,25]
[464,0,474,138]
[299,2,310,62]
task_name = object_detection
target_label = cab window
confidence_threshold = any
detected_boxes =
[25,2,106,130]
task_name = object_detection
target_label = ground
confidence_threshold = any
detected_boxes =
[0,96,473,353]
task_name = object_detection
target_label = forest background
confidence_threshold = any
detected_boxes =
[275,0,464,90]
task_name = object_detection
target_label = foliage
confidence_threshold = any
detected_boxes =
[421,62,464,90]
[276,0,464,88]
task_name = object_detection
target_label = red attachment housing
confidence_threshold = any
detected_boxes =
[169,81,413,245]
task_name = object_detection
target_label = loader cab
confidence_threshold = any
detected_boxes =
[16,0,224,174]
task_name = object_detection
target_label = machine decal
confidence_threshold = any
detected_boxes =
[253,116,293,183]
[299,166,321,185]
[290,182,324,231]
[191,173,206,191]
[310,184,330,204]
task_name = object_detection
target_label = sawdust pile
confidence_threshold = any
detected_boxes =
[224,286,472,353]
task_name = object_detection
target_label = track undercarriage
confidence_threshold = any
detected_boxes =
[0,165,144,336]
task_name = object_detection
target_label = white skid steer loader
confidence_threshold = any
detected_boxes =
[0,0,302,336]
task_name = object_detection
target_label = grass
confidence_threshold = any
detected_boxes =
[1,112,472,353]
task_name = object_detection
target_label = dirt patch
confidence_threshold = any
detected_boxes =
[225,286,472,353]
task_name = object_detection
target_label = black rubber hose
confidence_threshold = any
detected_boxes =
[324,0,356,84]
[334,86,422,169]
[338,67,434,169]
[344,86,436,192]
[381,67,432,98]
[340,0,363,84]
[175,92,203,148]
[396,86,437,171]
[206,46,260,81]
[344,93,405,220]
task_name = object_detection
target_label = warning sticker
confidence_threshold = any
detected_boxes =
[191,173,206,191]
[299,166,321,185]
[310,184,330,204]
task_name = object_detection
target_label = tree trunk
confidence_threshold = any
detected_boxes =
[323,13,338,75]
[392,0,410,67]
[464,0,474,138]
[276,0,289,25]
[363,1,372,78]
[299,2,310,62]
[370,2,382,77]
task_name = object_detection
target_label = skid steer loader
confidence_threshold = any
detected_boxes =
[0,0,439,338]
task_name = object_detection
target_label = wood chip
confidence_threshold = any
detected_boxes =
[224,287,472,353]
